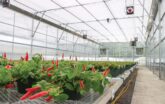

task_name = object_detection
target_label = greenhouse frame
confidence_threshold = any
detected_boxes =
[0,0,165,104]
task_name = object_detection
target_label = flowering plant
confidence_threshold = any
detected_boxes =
[11,53,42,82]
[20,61,110,102]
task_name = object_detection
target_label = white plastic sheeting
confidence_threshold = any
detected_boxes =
[0,0,153,60]
[9,0,152,42]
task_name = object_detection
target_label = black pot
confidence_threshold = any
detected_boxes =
[17,77,36,94]
[64,88,81,100]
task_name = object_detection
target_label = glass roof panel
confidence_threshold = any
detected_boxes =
[14,0,59,11]
[100,21,125,41]
[87,22,112,40]
[46,10,80,24]
[0,8,14,24]
[77,0,102,4]
[9,0,152,43]
[106,0,126,18]
[67,6,95,21]
[52,0,79,7]
[69,23,92,31]
[10,0,35,13]
[84,2,113,20]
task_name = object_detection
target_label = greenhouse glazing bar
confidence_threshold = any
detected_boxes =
[66,16,145,24]
[75,0,118,42]
[51,0,111,42]
[11,12,16,58]
[103,1,128,41]
[0,39,96,57]
[7,4,99,45]
[34,0,111,13]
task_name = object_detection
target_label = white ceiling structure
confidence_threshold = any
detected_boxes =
[10,0,153,43]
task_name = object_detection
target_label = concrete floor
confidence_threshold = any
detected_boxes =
[131,66,165,104]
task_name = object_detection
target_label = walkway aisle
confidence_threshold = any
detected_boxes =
[131,66,165,104]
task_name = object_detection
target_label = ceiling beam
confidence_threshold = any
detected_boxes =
[6,4,100,45]
[35,0,111,13]
[66,16,145,25]
[51,0,111,41]
[75,0,118,42]
[103,0,128,41]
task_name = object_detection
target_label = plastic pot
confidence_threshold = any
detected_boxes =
[64,88,82,100]
[16,77,36,94]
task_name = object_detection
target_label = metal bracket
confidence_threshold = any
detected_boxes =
[58,24,68,41]
[32,12,46,37]
[73,37,79,48]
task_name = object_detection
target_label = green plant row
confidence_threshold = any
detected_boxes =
[0,53,135,102]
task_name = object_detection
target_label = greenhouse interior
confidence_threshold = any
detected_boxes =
[0,0,165,104]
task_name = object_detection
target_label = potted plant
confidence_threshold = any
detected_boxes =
[11,53,42,93]
[0,67,13,87]
[0,53,15,89]
[20,60,110,102]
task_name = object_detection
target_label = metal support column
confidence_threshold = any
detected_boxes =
[30,12,45,58]
[12,12,16,59]
[73,37,79,59]
[87,40,89,61]
[30,15,34,58]
[45,25,48,59]
[56,28,59,60]
[158,1,162,79]
[132,46,135,62]
[107,48,109,61]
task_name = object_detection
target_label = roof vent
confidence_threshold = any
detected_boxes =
[83,35,87,39]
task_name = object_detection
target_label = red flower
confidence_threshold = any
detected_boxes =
[20,86,40,100]
[103,68,110,77]
[56,59,58,68]
[5,83,14,89]
[47,73,52,77]
[5,65,12,70]
[45,96,53,102]
[3,52,6,59]
[47,66,54,71]
[25,52,29,61]
[20,91,32,100]
[79,80,85,89]
[29,91,49,100]
[52,60,55,64]
[25,86,40,92]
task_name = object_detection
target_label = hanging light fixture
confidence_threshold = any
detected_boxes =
[1,0,10,7]
[82,30,87,39]
[106,18,110,23]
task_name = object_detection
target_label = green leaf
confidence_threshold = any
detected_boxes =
[65,83,74,91]
[55,94,69,102]
[80,90,86,95]
[67,72,75,79]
